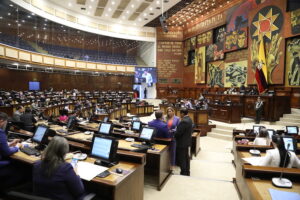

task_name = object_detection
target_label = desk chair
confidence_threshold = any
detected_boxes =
[6,191,52,200]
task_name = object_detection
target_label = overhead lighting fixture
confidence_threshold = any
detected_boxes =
[68,3,72,7]
[89,5,92,9]
[108,8,112,11]
[131,4,134,8]
[8,13,11,16]
[112,1,115,5]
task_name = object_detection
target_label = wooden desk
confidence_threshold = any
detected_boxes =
[54,131,171,191]
[191,131,201,157]
[10,152,144,200]
[209,103,241,123]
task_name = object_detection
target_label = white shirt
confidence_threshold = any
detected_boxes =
[142,73,153,85]
[253,137,270,146]
[259,148,300,168]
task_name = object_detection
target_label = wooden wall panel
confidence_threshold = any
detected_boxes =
[0,68,133,91]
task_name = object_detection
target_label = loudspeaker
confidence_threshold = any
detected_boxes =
[159,15,168,33]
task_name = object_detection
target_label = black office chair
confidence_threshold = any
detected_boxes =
[6,191,52,200]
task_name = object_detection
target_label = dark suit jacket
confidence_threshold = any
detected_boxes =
[33,161,85,200]
[20,113,37,127]
[148,119,170,138]
[174,116,193,148]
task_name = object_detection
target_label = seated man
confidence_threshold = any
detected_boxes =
[12,105,24,122]
[148,110,170,138]
[0,112,28,190]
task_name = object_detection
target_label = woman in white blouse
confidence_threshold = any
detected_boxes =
[252,128,270,146]
[259,136,300,168]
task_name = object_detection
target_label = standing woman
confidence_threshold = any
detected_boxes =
[166,107,180,167]
[33,136,85,200]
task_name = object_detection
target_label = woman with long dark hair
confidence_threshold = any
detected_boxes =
[259,136,300,168]
[33,136,85,200]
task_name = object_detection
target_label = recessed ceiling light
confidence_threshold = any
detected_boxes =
[89,6,92,9]
[9,4,13,7]
[105,14,108,17]
[126,10,129,14]
[87,11,90,14]
[138,18,142,21]
[31,13,35,16]
[156,0,160,5]
[91,0,94,2]
[27,15,31,18]
[143,13,147,16]
[149,7,153,11]
[8,13,11,16]
[112,1,115,5]
[108,8,112,11]
[68,2,72,7]
[131,4,134,8]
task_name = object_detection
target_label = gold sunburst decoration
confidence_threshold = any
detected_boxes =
[252,8,279,40]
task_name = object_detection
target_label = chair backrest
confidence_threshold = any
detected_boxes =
[7,191,52,200]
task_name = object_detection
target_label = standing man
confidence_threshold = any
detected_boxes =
[255,97,263,124]
[142,70,153,87]
[174,108,193,176]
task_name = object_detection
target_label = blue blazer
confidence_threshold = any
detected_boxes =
[0,129,18,168]
[148,119,170,138]
[33,161,85,200]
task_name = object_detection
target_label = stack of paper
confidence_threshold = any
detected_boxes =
[242,157,264,166]
[77,161,108,181]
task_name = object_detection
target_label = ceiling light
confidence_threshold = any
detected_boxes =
[91,0,94,2]
[34,26,37,29]
[143,13,147,16]
[156,1,160,5]
[108,8,112,11]
[68,3,72,7]
[9,4,13,7]
[112,1,115,5]
[31,13,35,16]
[131,4,134,8]
[87,11,90,14]
[105,14,108,17]
[89,6,92,9]
[27,15,31,18]
[138,18,142,21]
[126,10,129,14]
[149,7,153,11]
[8,13,11,16]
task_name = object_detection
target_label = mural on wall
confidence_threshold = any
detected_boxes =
[197,31,213,47]
[224,27,248,52]
[191,37,196,49]
[225,60,247,87]
[286,37,300,86]
[184,40,190,66]
[206,25,225,62]
[248,2,285,85]
[291,8,300,35]
[207,61,224,87]
[195,46,206,84]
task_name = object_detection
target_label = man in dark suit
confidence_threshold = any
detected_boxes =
[175,108,193,176]
[148,110,170,138]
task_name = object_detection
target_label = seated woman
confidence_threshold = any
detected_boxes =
[59,109,69,122]
[258,136,300,168]
[33,136,85,200]
[252,128,270,146]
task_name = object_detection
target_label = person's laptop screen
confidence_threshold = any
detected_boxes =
[267,129,275,139]
[286,126,298,135]
[32,126,47,143]
[140,127,154,141]
[132,121,141,131]
[98,123,111,135]
[91,137,112,159]
[253,126,261,134]
[283,137,295,151]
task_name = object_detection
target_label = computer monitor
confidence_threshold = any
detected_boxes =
[132,116,139,121]
[66,117,76,130]
[267,129,275,139]
[139,127,156,144]
[98,123,112,135]
[253,125,263,134]
[132,121,142,132]
[286,126,299,135]
[32,125,48,144]
[282,136,296,152]
[103,116,109,123]
[90,135,118,167]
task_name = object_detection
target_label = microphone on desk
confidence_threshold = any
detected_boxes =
[271,143,292,188]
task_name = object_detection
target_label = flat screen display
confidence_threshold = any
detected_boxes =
[134,67,157,85]
[132,121,141,131]
[286,126,298,135]
[283,137,295,151]
[140,127,154,141]
[98,123,111,135]
[32,126,47,143]
[29,81,40,91]
[267,130,275,139]
[91,137,112,159]
[253,126,261,134]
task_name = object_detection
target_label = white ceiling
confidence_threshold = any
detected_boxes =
[47,0,180,27]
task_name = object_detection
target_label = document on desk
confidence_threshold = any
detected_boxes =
[242,157,264,166]
[269,188,300,200]
[77,161,108,181]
